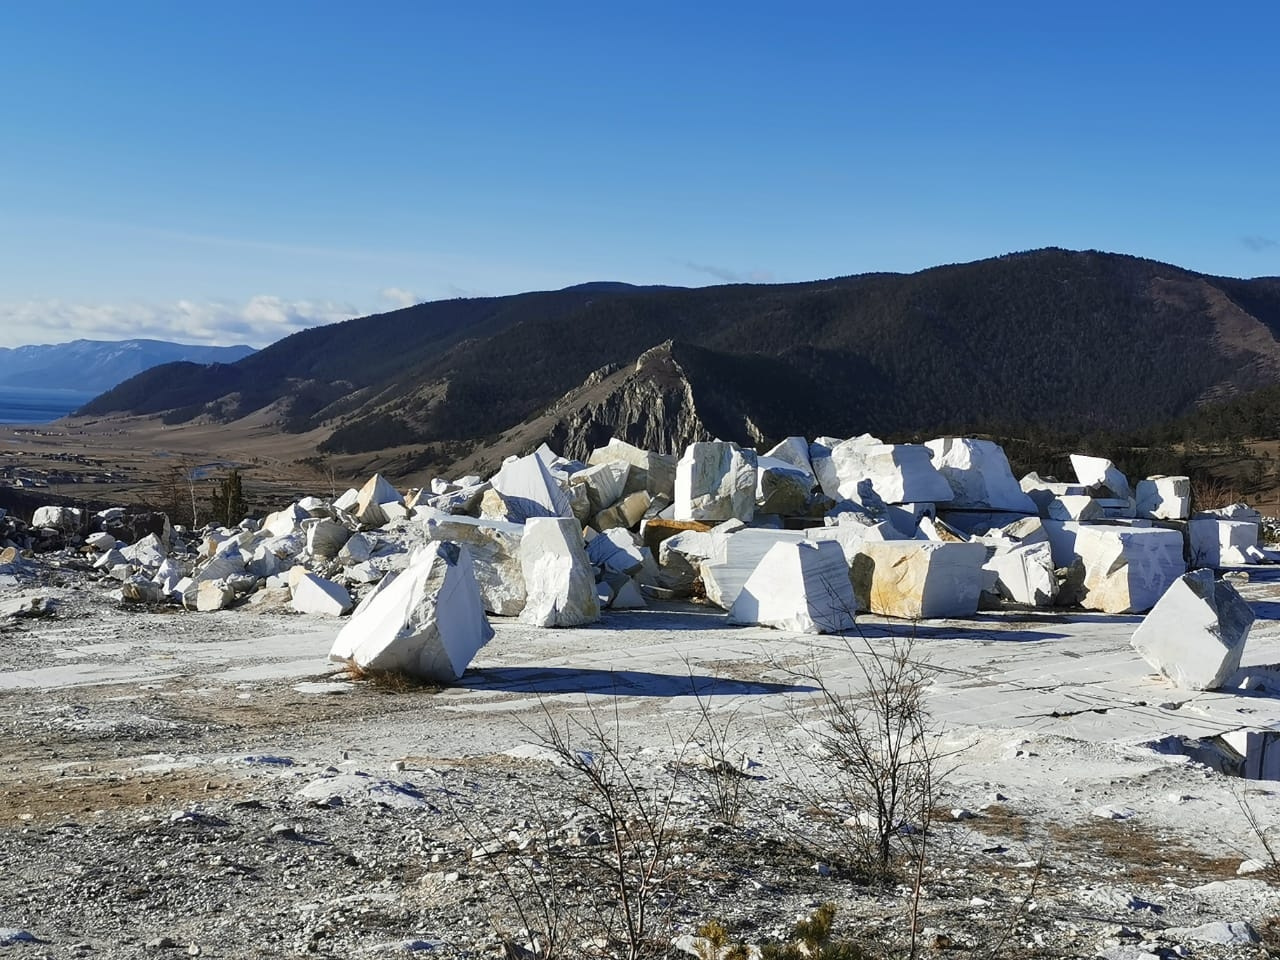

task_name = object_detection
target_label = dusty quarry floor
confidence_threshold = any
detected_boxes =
[3,559,1280,958]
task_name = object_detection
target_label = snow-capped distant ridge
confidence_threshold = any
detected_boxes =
[0,338,255,394]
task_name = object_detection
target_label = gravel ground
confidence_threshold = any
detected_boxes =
[2,556,1280,959]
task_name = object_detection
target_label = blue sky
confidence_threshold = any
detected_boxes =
[1,1,1277,347]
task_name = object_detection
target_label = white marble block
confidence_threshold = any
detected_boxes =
[422,514,526,617]
[330,541,493,682]
[1074,525,1186,614]
[1189,516,1260,567]
[1131,569,1254,690]
[519,517,601,627]
[1070,454,1132,499]
[490,453,573,522]
[984,540,1058,607]
[354,473,405,528]
[674,441,757,523]
[729,540,858,634]
[925,438,1036,513]
[700,528,807,610]
[290,573,353,616]
[829,438,953,505]
[851,541,987,619]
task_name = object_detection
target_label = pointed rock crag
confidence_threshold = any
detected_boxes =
[544,341,714,461]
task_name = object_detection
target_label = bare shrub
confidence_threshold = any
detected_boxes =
[797,632,945,888]
[534,698,690,959]
[687,677,753,828]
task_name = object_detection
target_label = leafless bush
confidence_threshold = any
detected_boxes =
[1235,788,1280,884]
[796,631,945,889]
[687,677,753,828]
[534,698,690,959]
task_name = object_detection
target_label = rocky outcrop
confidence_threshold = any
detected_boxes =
[544,342,714,462]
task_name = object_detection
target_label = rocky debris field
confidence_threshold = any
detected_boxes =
[4,433,1280,958]
[2,554,1280,959]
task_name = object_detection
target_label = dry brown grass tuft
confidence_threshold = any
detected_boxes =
[342,661,442,694]
[1046,818,1239,886]
[1190,473,1246,512]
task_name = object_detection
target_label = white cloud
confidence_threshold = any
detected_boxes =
[379,287,419,309]
[0,296,360,349]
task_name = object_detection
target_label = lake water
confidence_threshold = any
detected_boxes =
[0,386,97,424]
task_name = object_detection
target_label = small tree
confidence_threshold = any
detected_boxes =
[209,470,247,526]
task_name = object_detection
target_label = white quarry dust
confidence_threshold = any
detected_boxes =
[3,566,1280,956]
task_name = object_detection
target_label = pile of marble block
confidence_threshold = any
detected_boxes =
[38,426,1275,680]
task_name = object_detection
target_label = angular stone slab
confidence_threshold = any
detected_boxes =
[422,515,526,617]
[587,438,677,500]
[674,441,757,523]
[571,461,631,516]
[519,517,600,627]
[755,455,815,517]
[1073,525,1186,614]
[1190,517,1260,567]
[729,540,858,634]
[291,573,353,617]
[851,541,987,619]
[1134,476,1191,520]
[491,453,572,523]
[1070,454,1132,499]
[354,474,405,528]
[830,439,953,505]
[306,519,352,560]
[700,528,807,610]
[984,541,1058,607]
[1131,569,1254,690]
[925,438,1036,513]
[331,542,493,682]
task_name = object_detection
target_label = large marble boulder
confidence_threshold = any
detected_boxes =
[1070,454,1132,499]
[984,541,1058,607]
[31,505,82,533]
[587,438,677,500]
[422,514,526,617]
[764,436,816,479]
[354,474,405,528]
[571,461,631,517]
[830,439,953,505]
[291,573,353,616]
[729,540,858,634]
[674,442,757,523]
[330,542,493,683]
[925,438,1036,513]
[700,528,807,610]
[1135,476,1191,521]
[519,517,600,627]
[1131,569,1254,690]
[755,456,814,516]
[1072,525,1186,614]
[851,541,987,618]
[306,519,352,560]
[489,453,572,523]
[1190,516,1261,567]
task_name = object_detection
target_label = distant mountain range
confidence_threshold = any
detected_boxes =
[0,339,255,394]
[76,249,1280,479]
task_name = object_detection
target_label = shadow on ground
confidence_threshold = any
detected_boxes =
[458,667,818,697]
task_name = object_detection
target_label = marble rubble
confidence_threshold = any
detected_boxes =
[1130,569,1254,690]
[13,429,1279,699]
